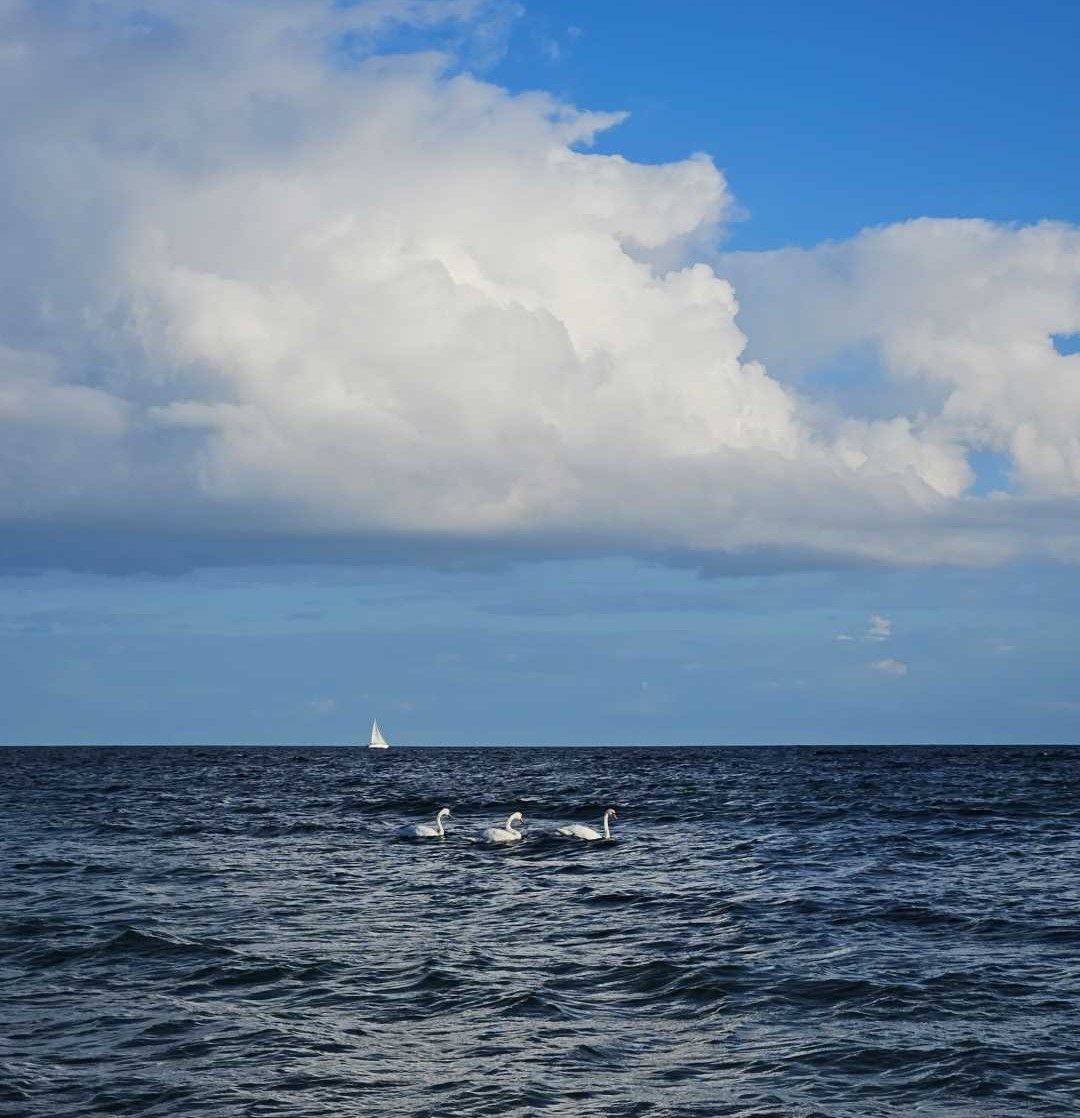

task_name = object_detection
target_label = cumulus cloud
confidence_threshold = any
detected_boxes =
[869,658,908,677]
[722,220,1080,499]
[3,0,1080,573]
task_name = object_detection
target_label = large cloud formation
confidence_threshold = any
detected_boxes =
[722,221,1080,497]
[3,0,1080,572]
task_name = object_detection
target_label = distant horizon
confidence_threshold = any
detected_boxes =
[5,740,1079,750]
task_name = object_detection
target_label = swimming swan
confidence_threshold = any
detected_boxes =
[480,811,524,844]
[399,807,451,838]
[558,808,617,841]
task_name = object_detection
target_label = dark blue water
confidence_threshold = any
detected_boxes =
[2,745,1080,1117]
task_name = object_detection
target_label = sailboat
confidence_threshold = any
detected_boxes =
[368,719,389,749]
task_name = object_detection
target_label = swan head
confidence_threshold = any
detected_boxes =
[506,811,524,829]
[604,808,617,821]
[436,808,451,821]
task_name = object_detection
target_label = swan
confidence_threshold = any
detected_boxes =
[479,811,524,844]
[398,807,451,838]
[558,808,617,841]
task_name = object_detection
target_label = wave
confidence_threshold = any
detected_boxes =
[5,743,1080,1117]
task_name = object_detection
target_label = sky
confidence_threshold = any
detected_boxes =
[2,0,1080,745]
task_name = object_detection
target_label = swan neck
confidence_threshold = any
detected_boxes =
[602,815,610,839]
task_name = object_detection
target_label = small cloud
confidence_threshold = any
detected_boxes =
[539,24,582,63]
[869,658,907,676]
[837,616,892,642]
[996,642,1016,654]
[1039,700,1080,712]
[307,697,336,716]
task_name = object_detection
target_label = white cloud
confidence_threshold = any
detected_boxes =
[2,1,1080,573]
[722,220,1080,500]
[869,658,908,676]
[307,697,337,716]
[836,615,891,642]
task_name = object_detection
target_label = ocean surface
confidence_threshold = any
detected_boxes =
[2,745,1079,1117]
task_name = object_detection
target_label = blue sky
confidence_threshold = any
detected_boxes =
[502,2,1080,243]
[4,560,1080,745]
[2,0,1080,744]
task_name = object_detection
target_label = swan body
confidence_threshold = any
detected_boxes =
[399,807,451,839]
[480,811,524,844]
[558,808,617,841]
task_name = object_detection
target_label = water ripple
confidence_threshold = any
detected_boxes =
[2,744,1080,1115]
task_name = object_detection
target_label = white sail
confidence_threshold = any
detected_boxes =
[368,719,389,749]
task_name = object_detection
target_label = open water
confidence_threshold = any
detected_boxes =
[2,744,1079,1117]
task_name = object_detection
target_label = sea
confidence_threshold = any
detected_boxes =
[2,744,1079,1117]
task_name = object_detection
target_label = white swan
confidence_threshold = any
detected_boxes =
[558,808,617,841]
[479,811,524,844]
[399,807,451,838]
